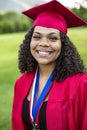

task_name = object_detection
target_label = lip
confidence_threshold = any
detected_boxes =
[36,50,53,57]
[36,49,53,52]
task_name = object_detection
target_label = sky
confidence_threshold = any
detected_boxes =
[44,0,87,8]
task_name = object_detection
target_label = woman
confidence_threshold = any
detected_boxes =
[12,0,87,130]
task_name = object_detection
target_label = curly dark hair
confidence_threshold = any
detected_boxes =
[18,27,86,81]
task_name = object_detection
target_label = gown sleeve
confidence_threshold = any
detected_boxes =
[12,78,20,130]
[75,74,87,130]
[12,74,32,130]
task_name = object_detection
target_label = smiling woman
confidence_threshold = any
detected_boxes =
[12,0,87,130]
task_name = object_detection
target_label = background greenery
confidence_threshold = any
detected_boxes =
[0,5,87,34]
[0,11,33,33]
[0,28,87,130]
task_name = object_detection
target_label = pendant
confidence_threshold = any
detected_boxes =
[32,122,40,130]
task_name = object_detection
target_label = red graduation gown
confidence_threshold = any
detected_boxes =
[12,71,87,130]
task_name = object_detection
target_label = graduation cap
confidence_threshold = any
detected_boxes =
[22,0,87,34]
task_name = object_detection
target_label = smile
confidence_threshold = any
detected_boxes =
[36,50,52,56]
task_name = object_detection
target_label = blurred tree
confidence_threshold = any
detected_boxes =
[0,8,86,34]
[72,5,87,21]
[0,11,33,34]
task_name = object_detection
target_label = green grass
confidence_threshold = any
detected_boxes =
[0,32,24,130]
[0,28,87,130]
[68,27,87,66]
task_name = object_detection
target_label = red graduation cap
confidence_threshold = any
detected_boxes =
[22,0,87,34]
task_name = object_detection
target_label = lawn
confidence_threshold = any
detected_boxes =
[0,28,87,130]
[0,32,24,130]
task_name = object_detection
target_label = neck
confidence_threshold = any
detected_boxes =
[38,63,55,78]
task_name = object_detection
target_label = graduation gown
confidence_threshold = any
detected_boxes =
[12,70,87,130]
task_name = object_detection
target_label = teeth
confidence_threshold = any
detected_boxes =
[38,51,50,55]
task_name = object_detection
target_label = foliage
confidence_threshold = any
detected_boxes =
[0,11,33,34]
[72,6,87,21]
[0,5,87,34]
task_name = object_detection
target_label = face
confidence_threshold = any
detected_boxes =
[30,26,62,66]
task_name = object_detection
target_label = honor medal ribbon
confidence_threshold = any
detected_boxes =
[30,68,53,125]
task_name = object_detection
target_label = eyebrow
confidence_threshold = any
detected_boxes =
[33,32,58,35]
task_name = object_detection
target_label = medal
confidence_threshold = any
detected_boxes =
[32,122,40,130]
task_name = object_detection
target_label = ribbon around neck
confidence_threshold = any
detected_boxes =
[30,68,54,124]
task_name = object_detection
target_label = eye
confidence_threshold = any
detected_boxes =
[49,37,59,42]
[32,35,41,40]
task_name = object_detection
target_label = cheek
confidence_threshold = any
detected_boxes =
[52,42,62,53]
[30,41,34,48]
[30,41,35,52]
[30,41,38,57]
[30,41,34,55]
[30,40,38,49]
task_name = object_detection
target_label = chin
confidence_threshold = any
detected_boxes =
[38,62,50,65]
[37,60,56,66]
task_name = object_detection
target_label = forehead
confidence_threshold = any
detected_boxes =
[34,26,60,35]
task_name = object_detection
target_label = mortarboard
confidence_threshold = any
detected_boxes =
[22,0,87,34]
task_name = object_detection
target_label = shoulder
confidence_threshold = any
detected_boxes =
[66,73,87,92]
[54,73,87,86]
[53,73,87,99]
[14,70,35,92]
[61,73,87,86]
[68,73,87,99]
[77,73,87,95]
[16,70,35,84]
[70,73,87,86]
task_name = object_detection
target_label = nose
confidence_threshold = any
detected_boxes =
[39,37,49,47]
